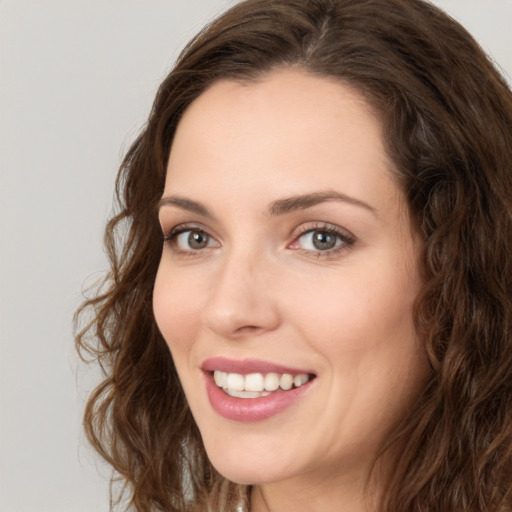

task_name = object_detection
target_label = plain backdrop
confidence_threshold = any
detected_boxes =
[0,1,510,511]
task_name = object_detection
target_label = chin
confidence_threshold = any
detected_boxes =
[210,459,284,486]
[202,434,296,486]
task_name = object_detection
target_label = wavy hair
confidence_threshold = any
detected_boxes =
[75,0,512,510]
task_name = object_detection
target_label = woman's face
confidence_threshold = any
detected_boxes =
[154,70,430,490]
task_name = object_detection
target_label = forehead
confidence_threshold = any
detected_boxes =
[170,69,382,155]
[165,69,398,213]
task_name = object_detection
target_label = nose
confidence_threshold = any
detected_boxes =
[201,251,281,340]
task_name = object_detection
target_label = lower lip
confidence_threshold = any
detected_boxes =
[204,372,314,422]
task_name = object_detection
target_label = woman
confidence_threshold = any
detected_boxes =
[75,0,512,510]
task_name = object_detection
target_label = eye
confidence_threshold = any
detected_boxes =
[164,226,219,252]
[176,230,213,250]
[289,224,355,256]
[298,230,342,251]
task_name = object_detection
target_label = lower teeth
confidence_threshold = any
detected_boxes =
[225,389,272,399]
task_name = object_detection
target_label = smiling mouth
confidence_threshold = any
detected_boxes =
[213,370,315,399]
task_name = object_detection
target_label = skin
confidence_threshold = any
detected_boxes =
[153,69,431,512]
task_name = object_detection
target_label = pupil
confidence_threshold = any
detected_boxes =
[188,231,208,249]
[313,231,336,250]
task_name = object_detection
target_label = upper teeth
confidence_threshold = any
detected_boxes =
[213,371,310,393]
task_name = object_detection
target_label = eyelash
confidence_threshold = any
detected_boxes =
[162,222,356,259]
[291,223,356,259]
[162,223,213,256]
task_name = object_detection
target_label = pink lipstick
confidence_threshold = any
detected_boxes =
[201,357,316,422]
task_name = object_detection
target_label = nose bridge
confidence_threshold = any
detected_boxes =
[202,242,279,338]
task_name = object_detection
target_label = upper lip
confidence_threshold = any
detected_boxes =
[201,357,315,375]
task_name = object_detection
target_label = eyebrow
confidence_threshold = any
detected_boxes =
[158,196,213,218]
[268,191,377,216]
[158,190,377,218]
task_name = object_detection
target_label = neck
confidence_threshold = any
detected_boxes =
[249,462,384,512]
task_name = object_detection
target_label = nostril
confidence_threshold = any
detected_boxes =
[234,325,261,333]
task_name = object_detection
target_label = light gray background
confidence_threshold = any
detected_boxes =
[1,1,510,511]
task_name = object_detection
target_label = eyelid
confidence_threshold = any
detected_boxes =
[162,222,194,243]
[162,222,220,251]
[288,222,356,257]
[161,220,356,259]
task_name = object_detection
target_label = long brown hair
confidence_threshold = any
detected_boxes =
[75,0,512,510]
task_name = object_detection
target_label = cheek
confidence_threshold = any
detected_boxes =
[153,266,203,356]
[284,264,418,354]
